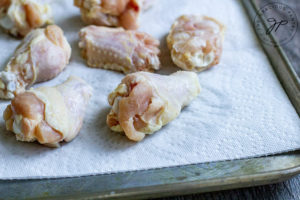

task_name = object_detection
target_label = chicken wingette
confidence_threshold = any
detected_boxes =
[79,25,160,74]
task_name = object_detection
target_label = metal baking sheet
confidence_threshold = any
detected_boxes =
[1,0,299,199]
[1,152,300,199]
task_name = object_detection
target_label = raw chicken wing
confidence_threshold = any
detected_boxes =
[74,0,154,30]
[167,15,225,72]
[107,71,201,141]
[3,76,93,147]
[79,25,160,74]
[0,0,53,37]
[0,25,71,99]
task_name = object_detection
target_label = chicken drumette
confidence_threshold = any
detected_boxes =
[0,0,53,37]
[0,25,71,99]
[107,71,201,141]
[3,76,93,147]
[167,15,225,72]
[74,0,154,30]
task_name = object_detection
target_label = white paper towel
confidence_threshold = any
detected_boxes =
[0,0,299,179]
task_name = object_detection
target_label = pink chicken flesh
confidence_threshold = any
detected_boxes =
[3,76,92,147]
[0,25,71,99]
[74,0,154,30]
[107,71,201,141]
[79,25,160,74]
[0,0,53,37]
[167,15,225,72]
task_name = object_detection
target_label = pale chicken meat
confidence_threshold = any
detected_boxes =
[3,76,93,147]
[107,71,201,141]
[0,25,71,99]
[0,0,53,37]
[79,25,160,74]
[74,0,154,30]
[167,15,225,72]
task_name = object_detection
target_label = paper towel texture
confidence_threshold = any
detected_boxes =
[0,0,299,179]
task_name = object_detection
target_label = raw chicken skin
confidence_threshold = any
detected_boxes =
[79,25,160,74]
[3,76,93,147]
[167,15,225,72]
[0,0,53,37]
[107,71,201,141]
[0,25,71,99]
[74,0,154,30]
